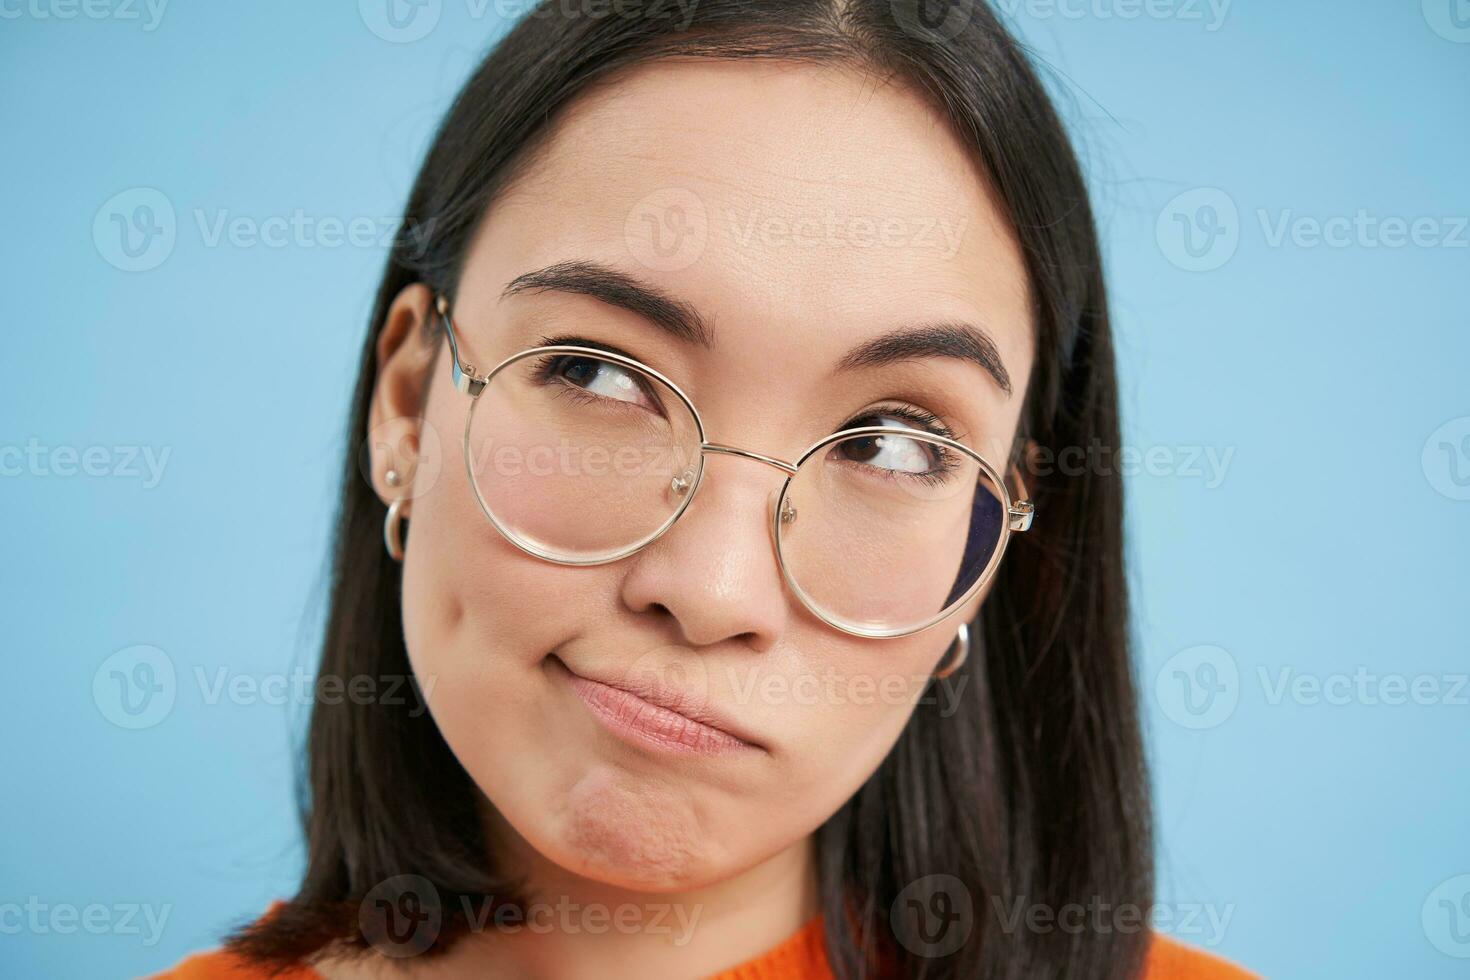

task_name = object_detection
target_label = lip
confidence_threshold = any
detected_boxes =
[550,654,763,756]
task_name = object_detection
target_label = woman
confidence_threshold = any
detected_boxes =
[153,0,1253,976]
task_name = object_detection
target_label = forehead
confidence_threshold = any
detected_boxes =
[462,58,1033,404]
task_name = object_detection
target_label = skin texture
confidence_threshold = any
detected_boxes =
[343,59,1035,979]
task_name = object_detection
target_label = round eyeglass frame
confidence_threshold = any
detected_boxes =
[435,295,1035,640]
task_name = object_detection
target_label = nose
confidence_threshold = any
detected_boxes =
[617,450,792,652]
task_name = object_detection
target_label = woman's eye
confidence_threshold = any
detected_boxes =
[836,416,944,475]
[548,356,656,410]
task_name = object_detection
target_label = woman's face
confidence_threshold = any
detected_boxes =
[368,60,1034,894]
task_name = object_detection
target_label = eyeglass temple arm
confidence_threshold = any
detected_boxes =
[435,295,485,396]
[1007,469,1035,532]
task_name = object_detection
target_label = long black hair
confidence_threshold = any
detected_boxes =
[226,1,1151,976]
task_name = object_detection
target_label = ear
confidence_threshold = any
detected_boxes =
[365,282,438,510]
[1003,437,1037,533]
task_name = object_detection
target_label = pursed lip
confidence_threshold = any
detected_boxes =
[550,654,764,755]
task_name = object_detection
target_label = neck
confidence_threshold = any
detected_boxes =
[401,805,820,980]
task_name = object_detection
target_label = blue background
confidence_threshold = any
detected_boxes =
[3,2,1466,976]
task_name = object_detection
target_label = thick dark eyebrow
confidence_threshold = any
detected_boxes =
[502,260,715,349]
[501,260,1011,396]
[837,321,1011,396]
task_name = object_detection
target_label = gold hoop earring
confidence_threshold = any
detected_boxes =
[384,497,408,561]
[933,622,970,679]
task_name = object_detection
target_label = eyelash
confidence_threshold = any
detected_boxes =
[528,346,968,469]
[847,403,962,442]
[843,404,967,485]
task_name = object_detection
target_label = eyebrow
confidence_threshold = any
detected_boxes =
[501,260,1012,396]
[504,260,716,348]
[838,322,1011,396]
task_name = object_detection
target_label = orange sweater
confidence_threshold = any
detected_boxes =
[149,905,1254,979]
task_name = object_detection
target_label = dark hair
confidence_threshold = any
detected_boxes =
[225,1,1151,977]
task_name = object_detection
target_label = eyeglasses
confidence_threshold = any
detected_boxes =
[434,295,1034,639]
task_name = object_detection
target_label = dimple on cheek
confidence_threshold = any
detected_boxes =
[403,472,584,663]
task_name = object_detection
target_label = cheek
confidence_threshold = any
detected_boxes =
[669,637,947,871]
[399,380,590,667]
[770,643,942,801]
[396,393,590,773]
[399,471,575,673]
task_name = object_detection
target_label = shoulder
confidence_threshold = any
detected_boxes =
[146,946,318,979]
[1143,932,1257,979]
[147,900,325,979]
[146,934,322,980]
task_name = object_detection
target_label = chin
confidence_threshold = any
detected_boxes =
[502,760,735,894]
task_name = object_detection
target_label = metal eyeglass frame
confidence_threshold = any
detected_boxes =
[434,294,1035,640]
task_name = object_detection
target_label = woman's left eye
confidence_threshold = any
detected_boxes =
[561,358,644,403]
[534,354,661,413]
[835,412,955,475]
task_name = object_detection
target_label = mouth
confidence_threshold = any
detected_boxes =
[548,653,764,757]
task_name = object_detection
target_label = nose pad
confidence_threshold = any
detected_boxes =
[773,486,797,529]
[669,465,696,503]
[767,484,799,584]
[670,459,797,529]
[765,484,808,629]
